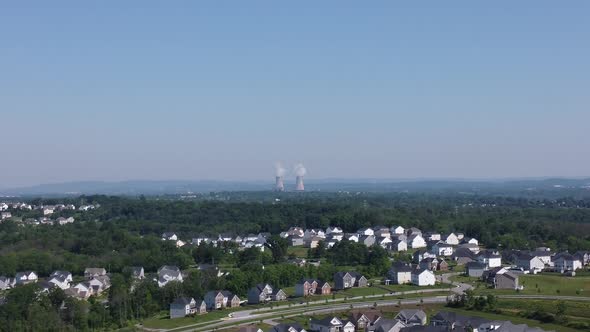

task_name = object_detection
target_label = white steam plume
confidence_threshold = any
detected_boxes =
[294,163,307,177]
[275,162,286,177]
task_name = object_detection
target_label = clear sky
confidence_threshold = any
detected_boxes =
[1,1,589,188]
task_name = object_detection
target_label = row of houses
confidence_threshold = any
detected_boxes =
[265,308,547,332]
[386,262,437,286]
[0,202,99,215]
[161,232,269,250]
[0,268,115,299]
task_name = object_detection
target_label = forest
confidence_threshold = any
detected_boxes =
[0,192,589,330]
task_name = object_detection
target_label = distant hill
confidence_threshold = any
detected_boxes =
[1,178,590,198]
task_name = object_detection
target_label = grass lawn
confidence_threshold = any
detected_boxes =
[379,283,452,293]
[286,246,309,258]
[334,286,391,297]
[497,299,590,321]
[141,308,243,329]
[223,323,273,331]
[474,274,590,297]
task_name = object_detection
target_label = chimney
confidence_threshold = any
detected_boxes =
[275,176,285,192]
[295,176,305,191]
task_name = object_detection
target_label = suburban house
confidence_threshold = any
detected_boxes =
[431,242,454,256]
[310,317,355,332]
[349,309,382,330]
[477,250,502,268]
[247,283,287,304]
[374,228,391,239]
[466,262,487,278]
[376,236,393,248]
[295,279,331,297]
[515,253,545,273]
[333,271,368,290]
[411,268,436,286]
[406,227,422,236]
[359,235,376,247]
[48,270,73,289]
[0,212,11,220]
[129,266,145,279]
[413,249,437,263]
[482,267,519,290]
[553,253,583,272]
[458,243,480,254]
[326,226,343,235]
[389,239,408,252]
[204,290,240,310]
[157,265,183,287]
[0,276,15,290]
[575,251,590,265]
[288,235,305,247]
[452,248,477,265]
[358,227,374,236]
[15,271,38,285]
[407,234,426,249]
[419,258,439,271]
[269,323,307,332]
[391,226,405,235]
[461,237,479,246]
[307,237,322,249]
[430,311,489,331]
[84,268,107,279]
[425,232,441,241]
[162,232,178,241]
[372,318,407,332]
[169,297,206,318]
[345,233,359,243]
[531,250,553,266]
[443,233,460,245]
[395,309,427,326]
[386,262,413,285]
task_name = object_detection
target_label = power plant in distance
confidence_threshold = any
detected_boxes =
[274,162,306,191]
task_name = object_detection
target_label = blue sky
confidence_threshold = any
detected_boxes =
[1,1,589,188]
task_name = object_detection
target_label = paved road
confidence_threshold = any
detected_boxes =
[137,273,586,332]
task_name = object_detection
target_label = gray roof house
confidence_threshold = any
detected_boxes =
[395,309,427,326]
[333,271,368,290]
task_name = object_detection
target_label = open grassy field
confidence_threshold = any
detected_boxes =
[286,246,309,258]
[141,308,241,329]
[379,283,452,292]
[473,274,590,297]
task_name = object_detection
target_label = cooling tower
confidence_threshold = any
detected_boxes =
[295,176,305,191]
[275,176,285,191]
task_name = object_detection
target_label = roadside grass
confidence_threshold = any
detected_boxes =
[496,299,590,320]
[379,283,452,293]
[473,274,590,297]
[141,308,241,329]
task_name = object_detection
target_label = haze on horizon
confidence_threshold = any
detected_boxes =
[1,1,589,189]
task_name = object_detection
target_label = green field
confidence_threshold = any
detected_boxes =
[141,309,241,329]
[379,283,452,293]
[286,246,309,258]
[473,274,590,297]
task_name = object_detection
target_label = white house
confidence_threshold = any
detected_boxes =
[326,226,343,235]
[0,203,8,211]
[478,251,502,268]
[426,233,441,241]
[310,317,355,332]
[157,266,183,287]
[390,240,408,252]
[377,236,392,248]
[431,242,454,257]
[15,271,38,285]
[42,207,55,215]
[411,269,436,286]
[391,226,405,235]
[443,233,459,245]
[408,234,427,249]
[515,254,545,273]
[357,227,374,236]
[387,263,413,285]
[345,233,359,243]
[49,271,73,290]
[554,254,582,272]
[0,212,11,220]
[0,276,15,290]
[162,232,178,241]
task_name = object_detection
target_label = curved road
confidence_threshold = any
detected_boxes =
[138,273,587,332]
